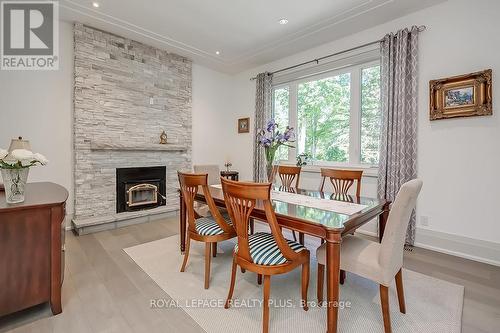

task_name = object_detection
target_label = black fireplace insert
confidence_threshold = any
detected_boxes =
[116,166,166,213]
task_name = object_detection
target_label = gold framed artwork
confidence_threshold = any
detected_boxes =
[238,117,250,133]
[429,69,492,120]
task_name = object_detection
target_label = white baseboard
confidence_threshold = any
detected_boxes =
[414,228,500,267]
[356,227,500,267]
[64,214,74,231]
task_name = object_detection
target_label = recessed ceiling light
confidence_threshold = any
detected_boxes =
[279,18,288,25]
[92,2,100,8]
[215,51,220,55]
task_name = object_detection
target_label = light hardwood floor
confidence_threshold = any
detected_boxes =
[0,216,499,333]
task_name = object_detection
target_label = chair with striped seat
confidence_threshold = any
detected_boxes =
[178,172,236,289]
[221,178,310,333]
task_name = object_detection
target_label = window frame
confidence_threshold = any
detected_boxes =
[272,59,381,170]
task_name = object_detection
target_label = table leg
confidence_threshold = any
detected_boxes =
[180,194,186,253]
[378,202,390,243]
[326,231,342,333]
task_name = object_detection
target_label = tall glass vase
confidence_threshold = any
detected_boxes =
[1,168,29,204]
[265,147,277,182]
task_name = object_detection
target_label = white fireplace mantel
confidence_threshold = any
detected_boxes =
[90,141,188,152]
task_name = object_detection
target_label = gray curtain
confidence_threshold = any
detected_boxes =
[253,72,273,182]
[377,26,419,245]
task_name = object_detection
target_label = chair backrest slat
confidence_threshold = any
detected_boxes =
[319,168,363,197]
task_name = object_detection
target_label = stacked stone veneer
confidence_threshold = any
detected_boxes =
[73,23,192,222]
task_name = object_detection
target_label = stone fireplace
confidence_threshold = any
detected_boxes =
[71,24,192,234]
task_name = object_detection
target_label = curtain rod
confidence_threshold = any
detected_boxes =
[250,25,426,80]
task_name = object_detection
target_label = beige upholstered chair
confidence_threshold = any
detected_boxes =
[193,165,221,216]
[316,179,423,333]
[193,164,221,185]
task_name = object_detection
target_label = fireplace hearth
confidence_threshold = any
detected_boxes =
[116,166,166,213]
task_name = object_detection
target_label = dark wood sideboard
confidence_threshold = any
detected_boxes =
[0,182,68,317]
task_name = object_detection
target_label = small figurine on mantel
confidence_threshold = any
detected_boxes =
[159,131,168,144]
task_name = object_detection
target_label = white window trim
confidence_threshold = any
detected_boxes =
[272,59,381,171]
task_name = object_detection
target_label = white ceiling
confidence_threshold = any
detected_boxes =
[60,0,445,73]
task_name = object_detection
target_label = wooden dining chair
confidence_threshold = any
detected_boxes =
[276,165,303,243]
[178,172,236,289]
[221,178,310,333]
[316,179,423,333]
[319,168,364,282]
[277,165,301,188]
[319,168,363,197]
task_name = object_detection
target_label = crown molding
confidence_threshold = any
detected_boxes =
[59,0,433,73]
[59,0,225,64]
[226,0,392,66]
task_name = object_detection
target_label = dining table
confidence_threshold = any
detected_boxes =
[178,184,390,333]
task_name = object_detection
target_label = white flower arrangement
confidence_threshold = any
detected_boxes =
[0,148,48,169]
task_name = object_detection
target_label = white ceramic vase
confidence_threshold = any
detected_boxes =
[1,168,30,204]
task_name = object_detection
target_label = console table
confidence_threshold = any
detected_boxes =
[0,182,68,316]
[220,170,239,181]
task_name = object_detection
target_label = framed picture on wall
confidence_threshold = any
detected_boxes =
[429,69,492,120]
[238,117,250,133]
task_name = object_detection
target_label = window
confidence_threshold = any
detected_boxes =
[298,73,351,162]
[272,62,381,167]
[360,66,381,164]
[272,87,289,161]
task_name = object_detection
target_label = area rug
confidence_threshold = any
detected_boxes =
[124,236,463,333]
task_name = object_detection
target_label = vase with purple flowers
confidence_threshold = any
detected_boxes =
[256,119,295,181]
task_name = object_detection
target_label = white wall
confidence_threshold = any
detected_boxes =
[0,21,75,215]
[192,64,235,170]
[222,0,500,264]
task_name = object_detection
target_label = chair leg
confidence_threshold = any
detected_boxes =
[292,231,297,242]
[340,270,346,285]
[180,236,191,272]
[204,243,211,289]
[317,263,324,305]
[212,242,217,257]
[225,257,238,309]
[395,269,406,314]
[299,232,305,245]
[301,261,309,311]
[380,285,392,333]
[263,275,271,333]
[249,218,255,235]
[257,274,262,285]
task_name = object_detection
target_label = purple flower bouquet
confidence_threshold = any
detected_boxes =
[256,119,295,181]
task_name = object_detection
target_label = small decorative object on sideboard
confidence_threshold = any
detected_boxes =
[238,117,250,133]
[429,69,492,120]
[224,161,233,172]
[159,130,168,144]
[0,137,48,204]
